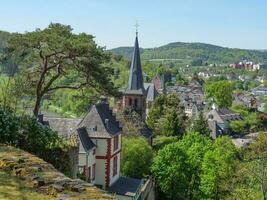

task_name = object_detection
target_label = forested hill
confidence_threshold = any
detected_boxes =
[0,31,11,53]
[110,42,267,64]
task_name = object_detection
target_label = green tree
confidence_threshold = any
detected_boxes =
[205,80,233,108]
[200,136,238,200]
[4,23,119,117]
[152,142,190,199]
[178,132,212,199]
[229,120,247,134]
[121,136,153,178]
[147,94,187,137]
[189,111,211,137]
[152,132,212,199]
[242,133,267,200]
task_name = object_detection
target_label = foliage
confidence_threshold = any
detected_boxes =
[152,141,190,199]
[231,104,266,133]
[200,136,238,200]
[152,134,238,200]
[3,23,119,117]
[189,111,211,137]
[153,136,179,151]
[121,136,153,178]
[205,80,233,108]
[116,107,145,136]
[229,120,247,134]
[0,106,72,174]
[47,87,99,117]
[152,132,212,199]
[241,132,267,200]
[147,94,187,137]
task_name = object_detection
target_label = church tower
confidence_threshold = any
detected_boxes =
[122,32,146,118]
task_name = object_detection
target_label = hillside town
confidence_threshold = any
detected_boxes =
[0,1,267,200]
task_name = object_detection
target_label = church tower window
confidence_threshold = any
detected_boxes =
[134,98,138,108]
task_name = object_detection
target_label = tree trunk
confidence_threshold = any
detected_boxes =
[261,184,266,200]
[33,95,42,118]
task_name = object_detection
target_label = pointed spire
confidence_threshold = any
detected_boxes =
[125,35,145,95]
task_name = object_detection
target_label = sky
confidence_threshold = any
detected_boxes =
[0,0,267,49]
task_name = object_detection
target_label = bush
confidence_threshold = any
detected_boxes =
[0,106,73,174]
[121,136,153,178]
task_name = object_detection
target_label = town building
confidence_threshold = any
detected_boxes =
[251,84,267,96]
[207,107,243,138]
[41,99,154,200]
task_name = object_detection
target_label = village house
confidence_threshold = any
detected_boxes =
[207,107,243,139]
[233,93,257,109]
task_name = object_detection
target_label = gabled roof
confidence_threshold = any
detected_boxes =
[208,108,243,123]
[108,176,143,197]
[78,101,122,138]
[43,117,81,138]
[77,127,96,152]
[125,36,146,95]
[144,83,158,102]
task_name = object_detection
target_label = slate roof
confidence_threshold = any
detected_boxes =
[43,117,81,138]
[125,36,146,95]
[108,176,143,197]
[140,125,153,139]
[78,101,122,138]
[217,108,243,121]
[207,108,243,124]
[77,127,96,152]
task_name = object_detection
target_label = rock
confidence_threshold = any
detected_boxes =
[28,174,39,181]
[59,194,70,200]
[50,184,64,192]
[28,166,42,172]
[33,177,45,187]
[71,184,85,192]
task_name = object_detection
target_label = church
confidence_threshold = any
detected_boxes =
[121,32,159,119]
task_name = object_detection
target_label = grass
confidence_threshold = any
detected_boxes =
[0,171,55,200]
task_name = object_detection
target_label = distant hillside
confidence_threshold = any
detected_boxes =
[110,42,267,64]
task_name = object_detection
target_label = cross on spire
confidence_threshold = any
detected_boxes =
[135,21,139,37]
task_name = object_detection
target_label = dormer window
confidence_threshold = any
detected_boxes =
[92,125,97,131]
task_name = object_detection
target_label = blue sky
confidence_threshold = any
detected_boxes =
[0,0,267,49]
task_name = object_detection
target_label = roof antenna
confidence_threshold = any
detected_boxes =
[135,21,139,37]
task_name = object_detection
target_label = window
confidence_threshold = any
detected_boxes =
[93,149,96,155]
[134,98,138,107]
[88,166,91,182]
[113,135,119,151]
[113,156,117,176]
[129,98,132,106]
[92,164,96,180]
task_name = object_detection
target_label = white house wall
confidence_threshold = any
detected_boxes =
[95,159,106,186]
[92,138,107,156]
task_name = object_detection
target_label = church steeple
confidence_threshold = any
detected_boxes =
[125,34,145,95]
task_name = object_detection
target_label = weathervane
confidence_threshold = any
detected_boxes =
[135,21,139,37]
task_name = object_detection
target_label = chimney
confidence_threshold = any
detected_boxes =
[100,96,108,104]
